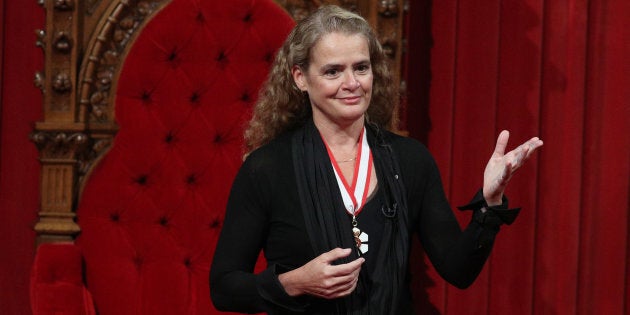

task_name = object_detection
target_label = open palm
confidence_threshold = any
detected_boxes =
[483,130,544,205]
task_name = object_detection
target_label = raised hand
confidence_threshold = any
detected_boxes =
[483,130,543,205]
[278,248,365,299]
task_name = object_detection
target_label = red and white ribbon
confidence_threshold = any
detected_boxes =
[324,127,373,217]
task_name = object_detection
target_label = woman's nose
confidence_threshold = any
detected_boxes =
[342,72,360,90]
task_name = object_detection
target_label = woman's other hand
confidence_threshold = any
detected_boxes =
[278,248,365,299]
[483,130,543,205]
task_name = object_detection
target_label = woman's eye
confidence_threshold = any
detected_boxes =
[356,64,370,73]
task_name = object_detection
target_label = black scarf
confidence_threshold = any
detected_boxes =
[291,120,410,314]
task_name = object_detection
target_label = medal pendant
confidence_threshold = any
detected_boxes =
[352,226,369,254]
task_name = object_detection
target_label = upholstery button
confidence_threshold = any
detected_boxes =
[184,258,192,267]
[164,131,175,143]
[141,91,151,102]
[167,49,180,68]
[186,174,197,185]
[168,50,177,61]
[133,256,143,269]
[209,219,221,229]
[110,213,120,222]
[196,11,205,23]
[134,175,148,185]
[159,216,169,227]
[243,12,252,22]
[264,52,273,63]
[189,92,200,104]
[241,93,250,102]
[216,51,227,63]
[213,134,222,143]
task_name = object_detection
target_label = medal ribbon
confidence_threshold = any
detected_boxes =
[323,127,373,216]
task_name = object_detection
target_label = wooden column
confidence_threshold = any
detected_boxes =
[32,0,85,243]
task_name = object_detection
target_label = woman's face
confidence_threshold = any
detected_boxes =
[292,32,373,127]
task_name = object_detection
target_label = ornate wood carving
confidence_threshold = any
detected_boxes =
[30,131,88,241]
[33,0,406,243]
[32,0,170,243]
[78,0,168,126]
[54,0,75,11]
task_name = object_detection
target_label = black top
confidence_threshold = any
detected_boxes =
[210,128,517,314]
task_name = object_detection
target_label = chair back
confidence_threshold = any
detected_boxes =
[75,1,294,313]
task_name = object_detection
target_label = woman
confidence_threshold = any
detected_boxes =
[210,5,543,314]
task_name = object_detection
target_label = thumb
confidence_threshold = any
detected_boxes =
[493,130,510,156]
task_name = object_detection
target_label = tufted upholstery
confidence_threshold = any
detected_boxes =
[30,0,294,314]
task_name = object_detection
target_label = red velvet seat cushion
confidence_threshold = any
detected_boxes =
[30,243,95,315]
[76,1,294,314]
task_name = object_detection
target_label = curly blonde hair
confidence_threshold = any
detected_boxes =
[244,5,397,152]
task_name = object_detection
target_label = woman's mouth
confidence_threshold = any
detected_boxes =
[339,96,362,105]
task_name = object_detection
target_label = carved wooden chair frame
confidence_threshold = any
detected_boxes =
[31,0,406,244]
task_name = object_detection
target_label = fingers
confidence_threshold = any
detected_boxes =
[525,137,544,156]
[508,137,543,170]
[496,132,543,160]
[509,144,528,169]
[311,248,364,299]
[484,133,542,204]
[319,248,365,276]
[321,260,363,295]
[319,247,352,264]
[281,248,365,299]
[320,250,364,279]
[329,255,365,277]
[325,273,360,297]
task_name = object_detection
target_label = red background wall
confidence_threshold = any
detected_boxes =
[0,0,43,314]
[1,0,628,314]
[407,0,629,314]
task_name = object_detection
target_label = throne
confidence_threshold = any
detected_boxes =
[29,0,406,314]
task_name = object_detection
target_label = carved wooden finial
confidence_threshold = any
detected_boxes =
[35,29,46,48]
[34,71,45,93]
[52,72,72,93]
[53,32,73,53]
[378,0,399,17]
[54,0,75,11]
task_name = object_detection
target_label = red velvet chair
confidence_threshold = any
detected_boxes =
[30,0,294,314]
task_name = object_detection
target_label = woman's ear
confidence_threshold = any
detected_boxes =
[291,65,307,92]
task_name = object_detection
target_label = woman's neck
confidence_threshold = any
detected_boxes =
[314,116,365,165]
[314,116,365,149]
